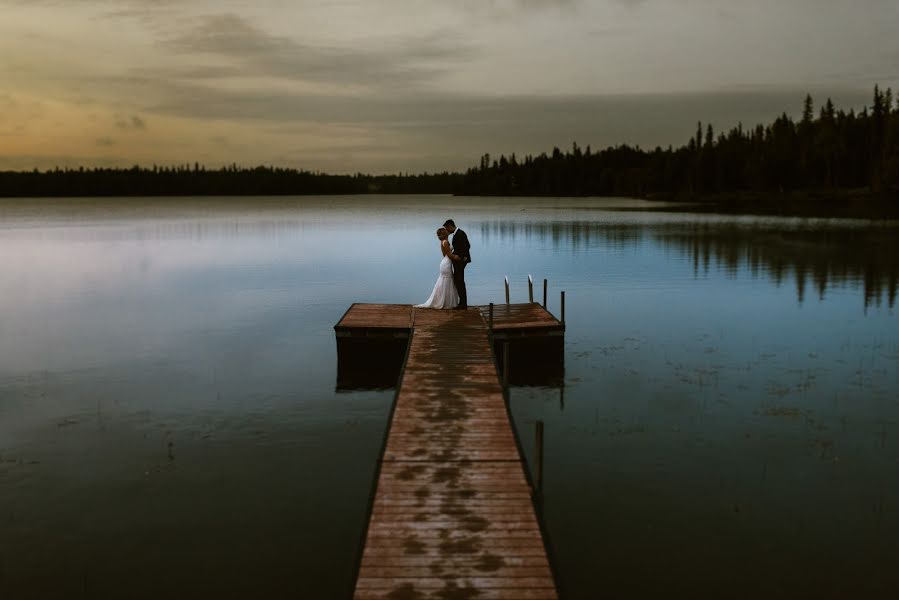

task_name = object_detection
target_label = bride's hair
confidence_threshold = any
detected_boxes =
[436,227,448,239]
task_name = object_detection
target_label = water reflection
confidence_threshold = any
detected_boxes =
[1,196,896,599]
[480,219,899,308]
[335,336,565,390]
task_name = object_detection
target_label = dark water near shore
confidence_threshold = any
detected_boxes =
[1,195,897,598]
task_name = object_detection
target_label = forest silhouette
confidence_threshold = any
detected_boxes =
[1,87,898,201]
[459,86,899,200]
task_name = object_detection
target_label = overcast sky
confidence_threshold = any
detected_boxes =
[1,0,897,173]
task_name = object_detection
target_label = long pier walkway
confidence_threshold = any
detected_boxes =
[337,304,561,599]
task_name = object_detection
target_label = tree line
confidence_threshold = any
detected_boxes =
[458,86,899,198]
[0,164,460,197]
[1,86,898,199]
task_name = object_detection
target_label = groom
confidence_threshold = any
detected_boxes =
[444,219,471,309]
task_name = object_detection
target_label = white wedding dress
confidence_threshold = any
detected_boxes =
[415,252,459,309]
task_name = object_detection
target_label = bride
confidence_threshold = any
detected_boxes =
[415,227,460,309]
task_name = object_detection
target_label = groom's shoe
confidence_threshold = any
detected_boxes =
[453,305,468,310]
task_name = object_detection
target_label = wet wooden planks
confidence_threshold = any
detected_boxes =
[336,302,563,335]
[336,303,414,333]
[475,303,565,333]
[353,307,558,599]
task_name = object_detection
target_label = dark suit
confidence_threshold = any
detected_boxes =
[451,229,472,307]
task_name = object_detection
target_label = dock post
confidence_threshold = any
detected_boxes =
[536,420,544,494]
[488,302,494,331]
[561,291,566,324]
[502,341,510,388]
[543,279,548,308]
[504,276,510,305]
[528,275,534,303]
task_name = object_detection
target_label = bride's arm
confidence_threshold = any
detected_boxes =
[442,240,459,261]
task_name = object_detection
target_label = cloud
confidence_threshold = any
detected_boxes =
[0,0,179,6]
[162,13,473,90]
[3,0,896,173]
[587,27,628,37]
[0,95,46,137]
[1,85,880,174]
[514,0,576,8]
[209,135,229,147]
[452,0,577,14]
[115,115,147,130]
[134,79,873,167]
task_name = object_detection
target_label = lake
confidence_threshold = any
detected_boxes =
[0,195,897,599]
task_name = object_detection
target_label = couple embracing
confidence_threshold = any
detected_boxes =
[415,219,471,310]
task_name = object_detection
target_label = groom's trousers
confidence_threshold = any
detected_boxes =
[453,261,468,307]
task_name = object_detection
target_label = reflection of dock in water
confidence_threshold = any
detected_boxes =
[335,303,565,390]
[335,302,563,598]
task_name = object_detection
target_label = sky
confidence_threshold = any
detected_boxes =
[1,0,897,174]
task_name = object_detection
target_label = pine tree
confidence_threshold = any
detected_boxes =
[802,94,814,125]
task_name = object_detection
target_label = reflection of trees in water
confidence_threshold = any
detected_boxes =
[662,223,898,309]
[480,220,648,249]
[479,220,899,308]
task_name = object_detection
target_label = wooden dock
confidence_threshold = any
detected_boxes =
[333,303,565,340]
[336,304,562,599]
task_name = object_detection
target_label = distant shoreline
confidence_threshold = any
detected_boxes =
[1,188,896,220]
[646,189,899,219]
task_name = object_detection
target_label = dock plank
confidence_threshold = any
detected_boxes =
[336,303,414,330]
[350,305,559,599]
[336,302,563,333]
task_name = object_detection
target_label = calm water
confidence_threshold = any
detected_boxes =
[0,196,897,599]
